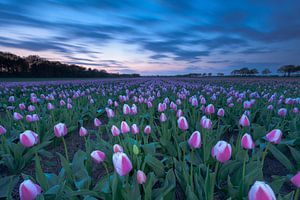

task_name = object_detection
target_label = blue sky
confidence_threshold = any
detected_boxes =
[0,0,300,75]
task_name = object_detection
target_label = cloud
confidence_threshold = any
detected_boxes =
[0,0,299,75]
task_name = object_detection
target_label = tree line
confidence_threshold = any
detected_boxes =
[0,52,140,78]
[231,65,300,76]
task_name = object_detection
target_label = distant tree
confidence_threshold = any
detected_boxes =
[277,65,297,76]
[202,73,207,76]
[249,68,258,75]
[208,73,212,76]
[262,68,271,75]
[217,73,224,76]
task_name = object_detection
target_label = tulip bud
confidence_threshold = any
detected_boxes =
[123,104,131,115]
[160,113,167,122]
[211,141,232,163]
[112,152,133,176]
[205,104,215,115]
[121,121,130,134]
[133,144,139,155]
[291,172,300,188]
[241,133,255,149]
[266,129,282,144]
[28,105,35,112]
[239,114,250,127]
[137,170,147,184]
[131,124,139,135]
[19,180,41,200]
[144,125,151,134]
[13,112,23,121]
[278,108,287,117]
[243,101,252,109]
[0,125,6,135]
[176,109,183,118]
[188,131,201,149]
[200,116,212,129]
[217,108,225,117]
[54,123,68,137]
[20,130,39,147]
[248,181,276,200]
[111,125,120,136]
[79,127,88,137]
[91,150,106,164]
[177,116,189,131]
[19,103,26,110]
[267,105,273,110]
[47,103,55,110]
[113,144,124,153]
[94,118,101,127]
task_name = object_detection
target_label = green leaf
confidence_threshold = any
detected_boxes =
[35,154,49,190]
[268,144,294,172]
[145,154,165,177]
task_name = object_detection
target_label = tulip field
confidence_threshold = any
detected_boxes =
[0,77,300,200]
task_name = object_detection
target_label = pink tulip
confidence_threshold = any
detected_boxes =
[106,108,115,118]
[19,179,41,200]
[13,112,23,121]
[211,141,232,163]
[188,131,202,149]
[266,129,282,144]
[131,124,139,134]
[47,103,55,110]
[20,130,38,147]
[291,172,300,188]
[200,116,212,129]
[0,125,6,135]
[120,121,130,134]
[112,152,133,176]
[239,114,250,127]
[94,118,101,127]
[131,104,138,115]
[278,108,287,117]
[248,181,276,200]
[160,113,167,122]
[241,133,255,149]
[79,127,88,137]
[67,103,72,109]
[158,103,166,112]
[144,125,151,135]
[200,97,206,104]
[54,123,68,137]
[8,96,15,102]
[28,105,35,112]
[243,101,252,109]
[217,108,225,117]
[111,125,120,136]
[19,103,26,110]
[91,150,106,164]
[113,144,124,153]
[137,170,147,184]
[191,98,198,107]
[123,104,131,115]
[32,114,39,122]
[176,109,183,118]
[205,104,215,115]
[177,116,189,131]
[60,100,66,106]
[26,115,33,123]
[267,105,273,110]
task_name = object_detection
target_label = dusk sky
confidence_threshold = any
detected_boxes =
[0,0,300,75]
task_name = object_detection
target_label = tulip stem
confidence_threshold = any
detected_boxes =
[190,149,194,191]
[103,162,109,177]
[261,142,270,166]
[241,151,247,195]
[295,188,300,200]
[61,137,69,162]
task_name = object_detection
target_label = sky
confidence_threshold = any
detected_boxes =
[0,0,300,75]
